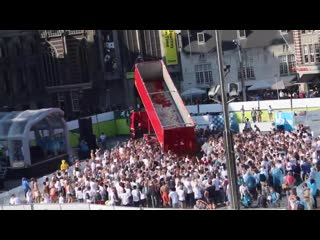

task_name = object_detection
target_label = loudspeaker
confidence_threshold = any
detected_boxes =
[78,118,96,151]
[78,117,93,140]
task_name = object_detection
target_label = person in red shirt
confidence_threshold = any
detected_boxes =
[283,172,295,198]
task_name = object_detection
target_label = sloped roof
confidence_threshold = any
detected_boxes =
[181,30,293,54]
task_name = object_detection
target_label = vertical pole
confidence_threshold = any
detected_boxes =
[187,30,192,57]
[236,31,246,102]
[215,30,240,210]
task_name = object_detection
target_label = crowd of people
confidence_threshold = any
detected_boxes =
[8,123,320,210]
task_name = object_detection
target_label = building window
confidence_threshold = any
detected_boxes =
[302,30,314,34]
[288,54,295,74]
[302,44,320,64]
[303,45,309,63]
[79,40,90,83]
[282,44,289,52]
[239,56,255,80]
[0,44,5,58]
[195,64,213,85]
[70,91,80,112]
[1,70,10,95]
[239,30,246,38]
[57,93,65,110]
[309,44,315,63]
[42,43,59,86]
[197,32,205,45]
[279,54,295,76]
[279,55,289,76]
[315,44,320,62]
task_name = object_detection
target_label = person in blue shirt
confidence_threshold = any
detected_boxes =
[241,190,252,208]
[246,173,257,200]
[21,177,31,198]
[308,178,318,209]
[268,187,280,208]
[301,159,312,181]
[271,162,284,195]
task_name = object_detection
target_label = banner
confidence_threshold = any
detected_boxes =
[162,30,178,65]
[275,112,294,131]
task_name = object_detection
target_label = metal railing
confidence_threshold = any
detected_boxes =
[39,30,84,38]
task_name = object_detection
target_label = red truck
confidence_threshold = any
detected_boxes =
[131,60,196,154]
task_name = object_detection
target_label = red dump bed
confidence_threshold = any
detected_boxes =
[134,60,196,154]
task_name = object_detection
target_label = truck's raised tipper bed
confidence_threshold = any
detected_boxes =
[134,60,196,153]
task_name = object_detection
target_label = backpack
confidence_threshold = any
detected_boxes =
[259,173,266,182]
[247,175,256,189]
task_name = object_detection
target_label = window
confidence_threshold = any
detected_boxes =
[302,30,314,34]
[279,55,288,76]
[70,91,80,112]
[238,56,255,80]
[315,44,320,62]
[302,44,320,64]
[57,93,65,110]
[282,44,289,52]
[79,40,89,83]
[279,54,295,76]
[303,45,309,63]
[309,44,315,63]
[288,54,295,74]
[239,30,246,38]
[197,32,205,45]
[195,64,213,85]
[0,44,5,58]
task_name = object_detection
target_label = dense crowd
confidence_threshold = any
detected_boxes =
[10,124,320,210]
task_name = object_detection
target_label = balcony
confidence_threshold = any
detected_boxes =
[45,82,92,93]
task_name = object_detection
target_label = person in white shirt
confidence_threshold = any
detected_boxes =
[9,194,16,205]
[120,189,131,206]
[131,185,140,207]
[176,184,186,208]
[26,190,33,204]
[76,187,84,203]
[239,182,248,198]
[58,194,64,204]
[193,183,202,202]
[169,187,179,208]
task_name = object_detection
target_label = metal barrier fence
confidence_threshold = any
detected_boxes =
[0,203,286,210]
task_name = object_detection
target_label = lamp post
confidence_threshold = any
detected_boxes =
[215,30,240,210]
[234,35,246,102]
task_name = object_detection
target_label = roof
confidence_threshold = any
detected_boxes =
[181,30,293,54]
[0,108,65,140]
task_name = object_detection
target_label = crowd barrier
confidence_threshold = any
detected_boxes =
[0,203,286,210]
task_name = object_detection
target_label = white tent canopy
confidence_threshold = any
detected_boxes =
[181,87,206,97]
[248,81,272,91]
[0,108,70,168]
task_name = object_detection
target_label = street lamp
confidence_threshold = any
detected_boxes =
[233,37,246,102]
[215,30,240,210]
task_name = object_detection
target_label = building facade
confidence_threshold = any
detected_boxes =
[0,30,48,111]
[293,30,320,82]
[179,30,296,100]
[117,30,182,108]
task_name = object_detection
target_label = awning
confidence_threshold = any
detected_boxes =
[181,87,206,97]
[297,73,320,83]
[271,80,294,90]
[248,81,272,91]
